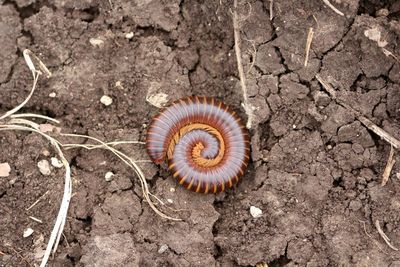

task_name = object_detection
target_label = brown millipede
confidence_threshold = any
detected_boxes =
[145,96,250,193]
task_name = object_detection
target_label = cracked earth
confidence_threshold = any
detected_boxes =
[1,0,400,266]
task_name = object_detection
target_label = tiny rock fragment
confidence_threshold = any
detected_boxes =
[51,157,63,168]
[125,32,134,39]
[23,228,34,238]
[376,8,389,17]
[364,27,388,47]
[41,148,50,156]
[105,171,114,182]
[100,95,113,106]
[0,163,11,177]
[39,124,61,134]
[250,206,263,218]
[115,81,124,90]
[167,199,173,203]
[158,244,168,254]
[37,160,51,176]
[49,92,56,98]
[146,92,169,108]
[89,37,104,47]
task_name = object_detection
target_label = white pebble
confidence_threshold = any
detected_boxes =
[125,32,134,39]
[158,244,168,254]
[89,37,104,47]
[51,157,63,168]
[100,95,113,106]
[105,171,114,182]
[23,228,34,238]
[49,92,56,98]
[37,160,51,176]
[250,206,263,218]
[0,162,11,177]
[146,92,168,108]
[167,199,173,204]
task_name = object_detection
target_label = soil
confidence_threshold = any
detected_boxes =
[1,0,400,266]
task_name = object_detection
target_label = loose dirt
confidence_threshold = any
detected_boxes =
[1,0,400,266]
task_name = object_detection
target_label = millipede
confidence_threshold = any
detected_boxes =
[145,96,250,193]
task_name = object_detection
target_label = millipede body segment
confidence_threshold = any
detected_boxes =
[146,96,250,193]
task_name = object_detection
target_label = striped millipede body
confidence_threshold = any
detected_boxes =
[145,96,250,193]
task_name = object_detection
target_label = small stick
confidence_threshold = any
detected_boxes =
[375,220,399,251]
[233,0,255,129]
[269,0,273,20]
[358,116,400,150]
[315,74,337,98]
[359,220,388,255]
[26,190,49,211]
[322,0,344,16]
[316,75,400,150]
[304,27,314,67]
[29,216,43,223]
[381,146,396,186]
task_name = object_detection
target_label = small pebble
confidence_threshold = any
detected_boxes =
[51,157,63,168]
[89,37,104,47]
[0,162,11,177]
[41,148,50,156]
[250,206,263,218]
[376,8,389,17]
[100,95,113,106]
[125,32,134,39]
[397,173,400,180]
[49,92,56,98]
[23,228,34,238]
[167,199,173,203]
[158,244,168,254]
[105,171,114,182]
[37,160,51,176]
[169,188,175,192]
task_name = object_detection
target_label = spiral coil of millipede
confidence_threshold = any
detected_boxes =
[146,96,250,193]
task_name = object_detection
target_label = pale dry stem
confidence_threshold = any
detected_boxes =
[233,0,255,129]
[316,74,400,150]
[62,133,181,221]
[322,0,344,16]
[381,146,396,186]
[304,27,314,67]
[375,220,399,251]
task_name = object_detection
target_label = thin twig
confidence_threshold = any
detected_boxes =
[316,74,400,150]
[375,220,399,251]
[359,220,388,255]
[233,0,254,129]
[381,146,396,186]
[26,190,49,211]
[358,116,400,150]
[29,216,43,223]
[304,27,314,67]
[269,0,273,20]
[11,113,60,124]
[322,0,344,16]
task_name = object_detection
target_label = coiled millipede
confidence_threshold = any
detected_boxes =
[146,96,250,193]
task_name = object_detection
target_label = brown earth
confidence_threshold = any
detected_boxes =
[1,0,400,266]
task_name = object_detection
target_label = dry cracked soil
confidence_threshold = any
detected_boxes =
[1,0,400,266]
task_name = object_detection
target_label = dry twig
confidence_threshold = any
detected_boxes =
[269,0,273,20]
[304,27,314,67]
[375,220,399,251]
[315,74,400,150]
[322,0,344,16]
[232,0,255,129]
[381,146,396,186]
